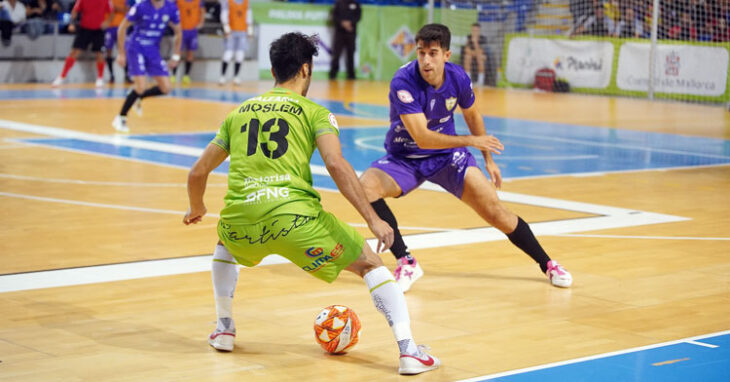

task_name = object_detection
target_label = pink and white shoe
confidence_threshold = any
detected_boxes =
[546,260,572,288]
[394,256,423,293]
[208,328,235,352]
[399,345,440,375]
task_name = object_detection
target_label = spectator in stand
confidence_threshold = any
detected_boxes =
[614,7,644,38]
[714,16,730,41]
[52,0,112,88]
[0,0,26,46]
[697,17,715,40]
[22,0,47,40]
[669,11,698,40]
[570,3,615,37]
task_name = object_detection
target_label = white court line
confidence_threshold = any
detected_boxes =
[0,173,227,187]
[552,233,730,241]
[455,330,730,382]
[0,118,689,293]
[685,340,719,348]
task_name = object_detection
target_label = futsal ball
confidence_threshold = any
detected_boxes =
[313,305,361,354]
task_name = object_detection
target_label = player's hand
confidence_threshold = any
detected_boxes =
[116,54,126,68]
[470,134,503,155]
[485,158,503,189]
[183,205,207,225]
[68,23,76,33]
[368,218,394,253]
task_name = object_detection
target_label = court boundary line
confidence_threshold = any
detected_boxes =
[455,330,730,382]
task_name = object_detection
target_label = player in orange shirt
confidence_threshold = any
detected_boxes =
[171,0,205,85]
[218,0,251,85]
[104,0,128,84]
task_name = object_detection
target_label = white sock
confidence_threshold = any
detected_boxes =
[212,244,239,331]
[364,266,419,355]
[478,72,485,84]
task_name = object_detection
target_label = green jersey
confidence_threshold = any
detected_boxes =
[211,87,340,224]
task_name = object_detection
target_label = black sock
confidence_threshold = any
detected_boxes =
[221,61,228,76]
[185,60,192,75]
[120,90,141,116]
[172,65,178,75]
[234,62,241,76]
[141,86,164,98]
[370,199,411,260]
[506,217,551,273]
[105,57,114,80]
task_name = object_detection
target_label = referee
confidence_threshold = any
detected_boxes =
[52,0,111,88]
[328,0,361,80]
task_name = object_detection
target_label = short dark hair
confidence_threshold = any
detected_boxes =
[415,23,451,51]
[472,22,480,28]
[269,32,319,83]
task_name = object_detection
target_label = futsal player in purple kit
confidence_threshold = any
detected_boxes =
[111,0,182,133]
[359,24,573,292]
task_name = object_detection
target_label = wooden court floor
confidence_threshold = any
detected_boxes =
[0,81,729,381]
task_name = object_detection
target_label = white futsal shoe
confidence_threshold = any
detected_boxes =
[95,78,104,88]
[233,77,241,85]
[218,76,226,86]
[51,76,64,87]
[399,345,440,375]
[208,318,236,352]
[394,256,423,293]
[546,260,572,288]
[112,115,129,133]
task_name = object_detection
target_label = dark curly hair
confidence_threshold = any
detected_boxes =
[415,24,451,51]
[269,33,320,83]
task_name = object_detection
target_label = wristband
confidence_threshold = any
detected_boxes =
[171,54,181,61]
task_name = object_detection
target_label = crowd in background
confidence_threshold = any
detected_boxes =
[570,0,730,41]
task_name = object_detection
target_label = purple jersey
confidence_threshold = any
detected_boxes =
[126,0,180,48]
[386,60,476,157]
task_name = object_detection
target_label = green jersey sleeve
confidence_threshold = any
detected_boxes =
[211,116,232,153]
[312,107,340,139]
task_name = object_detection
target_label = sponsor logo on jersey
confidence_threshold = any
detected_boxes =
[328,113,339,131]
[243,187,290,203]
[397,90,414,104]
[305,247,324,258]
[445,97,457,111]
[439,116,451,123]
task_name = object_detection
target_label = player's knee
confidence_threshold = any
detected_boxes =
[359,170,383,201]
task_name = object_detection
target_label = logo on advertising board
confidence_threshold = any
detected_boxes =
[388,26,416,60]
[665,51,680,76]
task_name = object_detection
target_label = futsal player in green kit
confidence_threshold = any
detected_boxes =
[183,32,439,375]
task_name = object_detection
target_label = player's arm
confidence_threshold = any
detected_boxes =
[68,0,81,32]
[461,103,503,188]
[316,133,394,252]
[115,17,131,67]
[197,0,206,29]
[219,0,230,37]
[169,21,182,66]
[400,112,503,153]
[184,143,229,225]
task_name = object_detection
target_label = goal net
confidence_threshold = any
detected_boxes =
[437,0,730,106]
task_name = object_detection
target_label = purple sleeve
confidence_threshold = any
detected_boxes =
[126,4,140,23]
[170,4,180,24]
[456,69,476,109]
[390,77,422,116]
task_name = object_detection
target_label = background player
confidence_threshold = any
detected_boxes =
[171,0,205,85]
[359,24,573,292]
[111,0,182,133]
[183,32,439,375]
[52,0,111,88]
[104,0,129,85]
[218,0,251,85]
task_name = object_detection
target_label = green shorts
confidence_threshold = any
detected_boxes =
[217,211,365,283]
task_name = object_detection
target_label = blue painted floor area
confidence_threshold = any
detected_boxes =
[7,87,730,185]
[482,333,730,382]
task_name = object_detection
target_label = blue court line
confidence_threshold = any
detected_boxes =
[464,332,730,382]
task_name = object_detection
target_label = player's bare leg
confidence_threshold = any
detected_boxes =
[346,245,439,375]
[360,168,423,292]
[460,167,572,287]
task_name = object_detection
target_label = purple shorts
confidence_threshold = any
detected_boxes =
[370,147,477,198]
[126,43,169,77]
[104,27,118,52]
[182,29,198,52]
